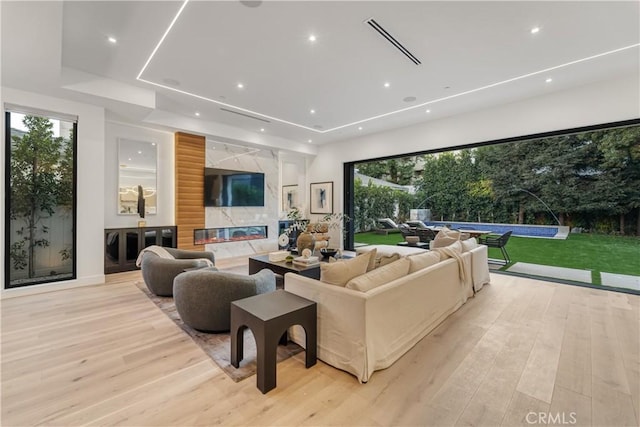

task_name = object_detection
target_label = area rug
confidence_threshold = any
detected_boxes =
[135,281,303,382]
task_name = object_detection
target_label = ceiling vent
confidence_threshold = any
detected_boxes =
[220,108,271,123]
[366,18,421,66]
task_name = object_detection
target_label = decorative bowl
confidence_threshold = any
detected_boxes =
[320,248,338,259]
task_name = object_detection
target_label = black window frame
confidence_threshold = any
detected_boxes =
[4,110,78,289]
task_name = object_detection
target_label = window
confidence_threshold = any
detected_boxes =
[4,108,77,288]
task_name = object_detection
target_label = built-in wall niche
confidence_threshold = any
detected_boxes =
[118,138,157,216]
[280,154,307,214]
[194,226,268,245]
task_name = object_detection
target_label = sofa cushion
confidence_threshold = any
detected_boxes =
[345,258,410,292]
[461,238,478,252]
[434,240,463,259]
[376,252,401,269]
[320,251,372,286]
[407,251,441,274]
[362,248,377,272]
[431,227,461,249]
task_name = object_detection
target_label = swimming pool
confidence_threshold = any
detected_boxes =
[424,221,569,239]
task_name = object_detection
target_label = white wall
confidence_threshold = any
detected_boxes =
[308,74,640,218]
[1,87,106,297]
[104,121,175,228]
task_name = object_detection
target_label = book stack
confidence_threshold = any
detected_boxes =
[268,250,290,262]
[292,255,320,268]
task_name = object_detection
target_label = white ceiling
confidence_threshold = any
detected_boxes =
[2,1,639,147]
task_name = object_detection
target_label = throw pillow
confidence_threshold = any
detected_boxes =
[360,248,377,272]
[376,253,401,269]
[460,238,478,252]
[434,240,462,259]
[407,251,441,274]
[431,227,461,249]
[320,251,372,286]
[345,258,410,292]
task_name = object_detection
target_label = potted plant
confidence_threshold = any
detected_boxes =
[315,212,351,258]
[278,207,309,252]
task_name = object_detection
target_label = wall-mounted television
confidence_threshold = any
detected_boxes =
[204,167,265,207]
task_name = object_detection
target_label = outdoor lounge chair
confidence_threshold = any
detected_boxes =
[415,228,436,243]
[405,220,430,229]
[399,223,419,240]
[377,218,399,229]
[478,231,512,264]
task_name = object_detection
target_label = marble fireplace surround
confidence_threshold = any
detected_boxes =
[204,141,281,259]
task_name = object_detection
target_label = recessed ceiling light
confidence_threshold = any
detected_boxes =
[426,109,431,113]
[546,77,553,83]
[358,126,363,130]
[107,36,117,44]
[260,128,265,132]
[195,111,200,116]
[151,142,156,146]
[240,0,262,7]
[384,82,390,88]
[162,78,180,86]
[308,34,317,42]
[237,83,244,89]
[128,158,132,161]
[137,150,142,154]
[308,139,312,143]
[531,27,540,34]
[310,109,316,114]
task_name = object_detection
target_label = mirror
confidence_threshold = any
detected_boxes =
[118,138,157,216]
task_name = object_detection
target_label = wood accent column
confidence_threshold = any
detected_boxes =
[175,132,205,250]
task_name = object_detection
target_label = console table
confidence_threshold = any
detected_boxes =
[104,226,177,273]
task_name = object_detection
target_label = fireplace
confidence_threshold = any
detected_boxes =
[194,226,268,245]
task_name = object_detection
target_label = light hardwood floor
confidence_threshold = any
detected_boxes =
[2,268,638,426]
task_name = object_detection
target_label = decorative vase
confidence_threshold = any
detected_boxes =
[296,231,315,254]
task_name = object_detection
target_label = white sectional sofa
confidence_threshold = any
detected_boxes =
[284,242,490,383]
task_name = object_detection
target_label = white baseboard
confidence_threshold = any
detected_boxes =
[1,275,106,299]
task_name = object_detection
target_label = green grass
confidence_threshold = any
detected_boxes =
[355,232,404,246]
[354,231,640,285]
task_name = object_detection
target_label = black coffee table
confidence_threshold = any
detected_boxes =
[248,254,322,279]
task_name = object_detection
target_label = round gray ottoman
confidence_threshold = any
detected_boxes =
[173,268,276,332]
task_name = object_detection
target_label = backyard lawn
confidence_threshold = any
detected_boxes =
[354,231,640,285]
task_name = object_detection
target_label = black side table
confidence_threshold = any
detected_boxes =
[230,290,317,394]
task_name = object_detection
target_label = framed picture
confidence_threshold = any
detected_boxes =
[310,181,333,214]
[282,185,298,211]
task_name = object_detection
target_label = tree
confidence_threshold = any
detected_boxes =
[357,157,417,185]
[353,178,415,232]
[597,126,640,235]
[9,115,68,278]
[415,152,478,222]
[476,141,540,224]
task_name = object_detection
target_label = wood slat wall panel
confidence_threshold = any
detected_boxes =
[175,132,205,251]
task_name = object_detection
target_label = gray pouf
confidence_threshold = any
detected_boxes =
[173,268,276,332]
[141,248,215,296]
